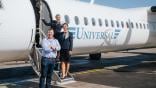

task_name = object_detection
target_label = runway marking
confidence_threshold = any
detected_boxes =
[104,65,128,70]
[60,81,119,88]
[73,65,129,75]
[73,68,109,75]
[136,71,156,75]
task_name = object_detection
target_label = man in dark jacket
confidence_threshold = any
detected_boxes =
[42,14,63,39]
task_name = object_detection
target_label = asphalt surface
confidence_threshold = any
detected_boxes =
[0,48,156,88]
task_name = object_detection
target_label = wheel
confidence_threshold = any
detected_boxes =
[89,53,101,60]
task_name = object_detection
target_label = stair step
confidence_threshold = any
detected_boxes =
[61,77,74,82]
[54,71,59,73]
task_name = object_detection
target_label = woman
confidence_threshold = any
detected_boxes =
[59,23,73,79]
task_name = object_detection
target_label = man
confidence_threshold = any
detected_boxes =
[39,29,61,88]
[59,23,73,79]
[42,14,63,39]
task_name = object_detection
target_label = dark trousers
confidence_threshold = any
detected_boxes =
[39,57,55,88]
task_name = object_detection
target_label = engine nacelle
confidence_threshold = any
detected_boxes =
[151,6,156,12]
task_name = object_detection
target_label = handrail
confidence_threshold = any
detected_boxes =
[29,45,41,76]
[36,28,46,38]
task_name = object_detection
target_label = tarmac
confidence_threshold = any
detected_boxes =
[0,48,156,88]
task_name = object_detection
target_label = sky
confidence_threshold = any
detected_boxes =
[81,0,156,8]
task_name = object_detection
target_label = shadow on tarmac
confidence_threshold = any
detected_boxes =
[70,52,156,73]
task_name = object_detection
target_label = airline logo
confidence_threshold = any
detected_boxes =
[69,27,121,40]
[114,29,121,39]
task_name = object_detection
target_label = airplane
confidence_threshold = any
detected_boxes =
[0,0,156,74]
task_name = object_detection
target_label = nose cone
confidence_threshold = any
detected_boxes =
[0,0,36,62]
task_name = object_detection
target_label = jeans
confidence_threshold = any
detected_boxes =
[39,57,55,88]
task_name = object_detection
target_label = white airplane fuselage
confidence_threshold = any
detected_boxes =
[0,0,156,62]
[0,0,36,62]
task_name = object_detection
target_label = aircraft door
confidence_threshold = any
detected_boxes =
[40,0,53,35]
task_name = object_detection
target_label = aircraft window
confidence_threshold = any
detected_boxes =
[147,24,149,29]
[116,21,119,28]
[74,16,80,25]
[84,17,88,26]
[131,22,134,28]
[64,15,70,24]
[143,24,146,29]
[111,20,114,27]
[140,23,142,29]
[0,0,2,8]
[126,22,129,28]
[136,23,138,29]
[98,19,103,27]
[105,19,109,27]
[121,21,124,28]
[92,18,96,26]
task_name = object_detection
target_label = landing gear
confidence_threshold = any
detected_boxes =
[89,53,101,60]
